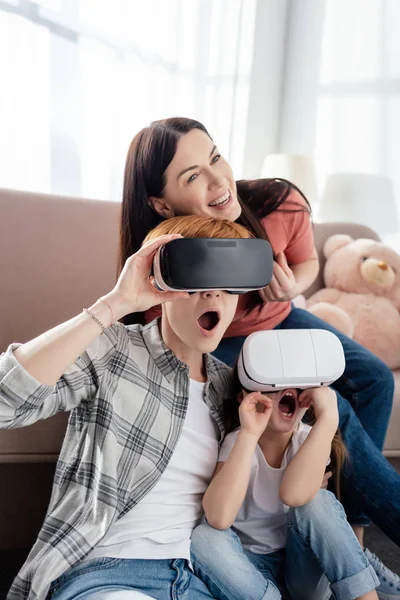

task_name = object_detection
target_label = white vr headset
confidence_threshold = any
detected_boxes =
[238,329,345,392]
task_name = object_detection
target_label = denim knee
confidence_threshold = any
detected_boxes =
[191,523,241,548]
[191,524,281,600]
[191,523,243,566]
[357,351,394,397]
[377,360,394,406]
[287,490,346,530]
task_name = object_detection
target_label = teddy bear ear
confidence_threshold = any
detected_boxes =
[323,234,354,259]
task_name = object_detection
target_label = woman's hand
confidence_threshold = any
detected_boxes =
[103,235,190,321]
[239,392,273,438]
[299,387,339,427]
[258,252,298,302]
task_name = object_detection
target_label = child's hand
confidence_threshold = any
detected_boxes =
[239,392,273,438]
[299,387,339,427]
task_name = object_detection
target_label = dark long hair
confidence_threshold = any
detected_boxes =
[118,117,312,325]
[224,363,348,500]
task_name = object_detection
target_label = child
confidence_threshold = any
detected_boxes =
[190,356,380,600]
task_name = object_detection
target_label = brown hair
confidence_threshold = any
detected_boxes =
[118,117,312,326]
[119,118,210,290]
[224,365,348,500]
[144,215,253,243]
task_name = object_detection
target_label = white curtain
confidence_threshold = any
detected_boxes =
[259,0,400,230]
[0,0,256,200]
[314,0,400,219]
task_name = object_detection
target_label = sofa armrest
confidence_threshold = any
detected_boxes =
[304,221,380,299]
[0,413,68,463]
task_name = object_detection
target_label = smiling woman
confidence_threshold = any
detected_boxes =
[119,118,246,272]
[117,116,400,596]
[148,130,240,221]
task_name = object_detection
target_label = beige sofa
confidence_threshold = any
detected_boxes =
[0,187,399,552]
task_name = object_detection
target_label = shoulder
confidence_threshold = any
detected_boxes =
[262,187,311,225]
[251,180,311,238]
[282,186,310,210]
[86,321,127,356]
[259,185,314,261]
[95,321,149,364]
[106,321,145,346]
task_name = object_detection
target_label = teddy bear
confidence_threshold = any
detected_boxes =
[304,234,400,370]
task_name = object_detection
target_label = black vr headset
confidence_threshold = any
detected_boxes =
[152,238,273,294]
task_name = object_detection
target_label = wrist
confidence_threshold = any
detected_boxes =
[287,281,300,301]
[95,291,132,324]
[238,429,261,446]
[86,299,113,331]
[315,413,339,431]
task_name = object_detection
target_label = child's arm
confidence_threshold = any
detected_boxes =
[279,387,339,507]
[202,392,272,530]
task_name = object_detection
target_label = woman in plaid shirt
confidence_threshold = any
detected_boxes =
[0,216,251,600]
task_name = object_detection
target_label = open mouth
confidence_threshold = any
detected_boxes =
[209,191,231,208]
[197,310,220,332]
[278,391,297,418]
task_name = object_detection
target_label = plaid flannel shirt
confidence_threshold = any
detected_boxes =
[0,319,232,600]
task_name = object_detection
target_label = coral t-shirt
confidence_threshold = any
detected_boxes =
[145,190,315,337]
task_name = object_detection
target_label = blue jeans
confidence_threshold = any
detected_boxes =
[213,307,400,544]
[191,490,379,600]
[48,558,216,600]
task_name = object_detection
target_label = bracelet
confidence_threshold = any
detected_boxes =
[99,297,114,325]
[83,308,106,334]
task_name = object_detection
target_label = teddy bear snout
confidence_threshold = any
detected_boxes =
[360,258,395,289]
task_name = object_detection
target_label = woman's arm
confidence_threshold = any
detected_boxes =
[0,234,189,427]
[259,188,319,302]
[279,387,339,507]
[13,234,188,385]
[290,248,319,296]
[259,248,319,303]
[13,297,121,387]
[203,392,273,530]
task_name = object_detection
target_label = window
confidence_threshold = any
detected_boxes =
[0,0,256,200]
[315,0,400,220]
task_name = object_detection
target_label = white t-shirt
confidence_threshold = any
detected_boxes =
[218,422,312,555]
[87,379,219,562]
